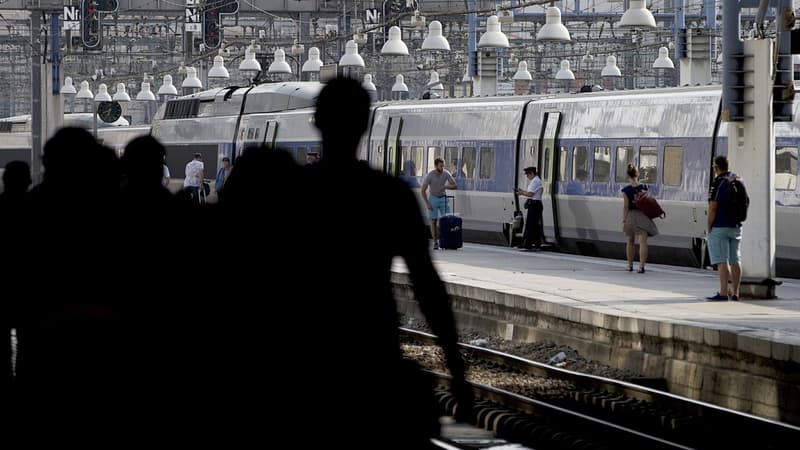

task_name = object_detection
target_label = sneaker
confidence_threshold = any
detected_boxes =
[433,243,439,250]
[730,295,739,301]
[705,292,729,302]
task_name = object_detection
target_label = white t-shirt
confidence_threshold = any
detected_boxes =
[526,175,543,200]
[184,160,204,187]
[162,165,171,188]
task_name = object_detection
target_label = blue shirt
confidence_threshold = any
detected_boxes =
[621,184,647,210]
[709,171,741,228]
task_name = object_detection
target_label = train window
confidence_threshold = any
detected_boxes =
[479,147,496,179]
[413,146,425,177]
[615,146,634,182]
[462,147,477,179]
[639,146,658,184]
[543,147,551,181]
[572,146,589,182]
[776,146,798,190]
[593,147,610,182]
[311,146,321,156]
[663,146,683,186]
[557,147,567,181]
[297,147,308,164]
[387,146,396,174]
[247,128,254,140]
[254,128,260,141]
[401,147,413,176]
[427,146,442,172]
[443,147,458,175]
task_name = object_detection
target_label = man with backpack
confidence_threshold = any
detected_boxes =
[706,155,749,301]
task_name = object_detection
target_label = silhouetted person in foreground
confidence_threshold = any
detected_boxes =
[309,77,473,448]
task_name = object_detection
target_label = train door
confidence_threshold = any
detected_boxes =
[539,111,562,245]
[382,116,403,176]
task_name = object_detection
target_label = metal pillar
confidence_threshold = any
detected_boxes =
[727,39,777,298]
[467,0,476,78]
[31,11,42,182]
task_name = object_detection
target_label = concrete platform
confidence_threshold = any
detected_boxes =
[391,244,800,425]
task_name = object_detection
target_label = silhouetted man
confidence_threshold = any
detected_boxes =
[309,77,473,448]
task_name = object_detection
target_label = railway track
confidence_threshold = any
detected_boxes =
[402,328,800,449]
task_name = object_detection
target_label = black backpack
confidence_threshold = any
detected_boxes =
[725,176,749,224]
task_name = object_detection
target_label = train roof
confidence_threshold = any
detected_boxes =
[0,113,130,131]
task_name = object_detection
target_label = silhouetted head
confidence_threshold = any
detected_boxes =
[314,77,371,162]
[2,160,32,194]
[122,135,167,186]
[42,127,98,182]
[627,163,639,179]
[714,155,729,174]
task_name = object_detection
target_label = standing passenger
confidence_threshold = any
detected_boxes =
[516,166,543,251]
[706,155,743,301]
[183,153,204,200]
[621,163,658,273]
[215,156,232,193]
[421,157,457,250]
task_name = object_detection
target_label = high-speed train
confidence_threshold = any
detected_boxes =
[3,82,799,276]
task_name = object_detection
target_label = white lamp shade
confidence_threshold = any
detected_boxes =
[478,15,510,48]
[268,49,293,74]
[76,80,93,99]
[391,74,408,92]
[619,0,657,28]
[381,26,409,56]
[208,55,230,79]
[513,61,532,80]
[61,76,77,95]
[113,83,131,101]
[136,82,156,101]
[182,67,203,88]
[601,55,622,77]
[653,47,675,69]
[422,20,450,51]
[362,74,377,92]
[302,47,323,72]
[555,60,575,80]
[157,75,178,95]
[339,40,365,67]
[94,83,112,101]
[537,7,571,42]
[239,47,263,72]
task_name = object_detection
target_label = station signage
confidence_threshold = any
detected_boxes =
[186,0,201,33]
[63,5,80,31]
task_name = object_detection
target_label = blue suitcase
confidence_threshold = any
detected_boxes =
[438,196,462,249]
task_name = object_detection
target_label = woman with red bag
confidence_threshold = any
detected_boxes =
[621,164,659,273]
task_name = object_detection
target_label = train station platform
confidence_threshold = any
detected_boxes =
[391,244,800,426]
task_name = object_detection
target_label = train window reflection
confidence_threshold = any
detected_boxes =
[557,146,567,181]
[593,146,610,182]
[776,146,798,190]
[639,146,658,184]
[663,146,683,186]
[615,146,633,183]
[444,147,460,177]
[401,147,413,176]
[297,147,308,164]
[572,146,589,182]
[412,146,425,177]
[462,147,477,179]
[479,147,495,180]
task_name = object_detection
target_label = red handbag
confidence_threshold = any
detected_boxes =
[634,190,666,219]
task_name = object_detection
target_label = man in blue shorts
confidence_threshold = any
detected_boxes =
[421,157,457,249]
[706,155,743,301]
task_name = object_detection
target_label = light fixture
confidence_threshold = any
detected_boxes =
[157,74,178,96]
[601,56,622,77]
[362,74,377,93]
[410,10,426,29]
[619,0,657,28]
[76,80,93,99]
[238,46,263,82]
[652,47,674,69]
[381,26,409,56]
[291,39,305,56]
[426,71,444,98]
[181,67,203,89]
[422,20,450,51]
[536,7,571,42]
[513,61,532,80]
[339,40,365,68]
[136,82,156,101]
[208,55,230,79]
[302,47,323,73]
[582,53,594,65]
[61,76,77,95]
[268,48,292,75]
[113,83,131,101]
[392,74,408,92]
[94,83,112,101]
[353,29,368,45]
[478,15,510,48]
[497,1,514,24]
[555,60,575,80]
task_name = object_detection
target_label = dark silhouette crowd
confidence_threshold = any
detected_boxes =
[2,77,472,448]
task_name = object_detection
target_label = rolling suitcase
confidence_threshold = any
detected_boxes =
[438,196,462,249]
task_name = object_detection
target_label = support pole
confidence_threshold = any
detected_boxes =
[31,11,43,183]
[727,39,778,298]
